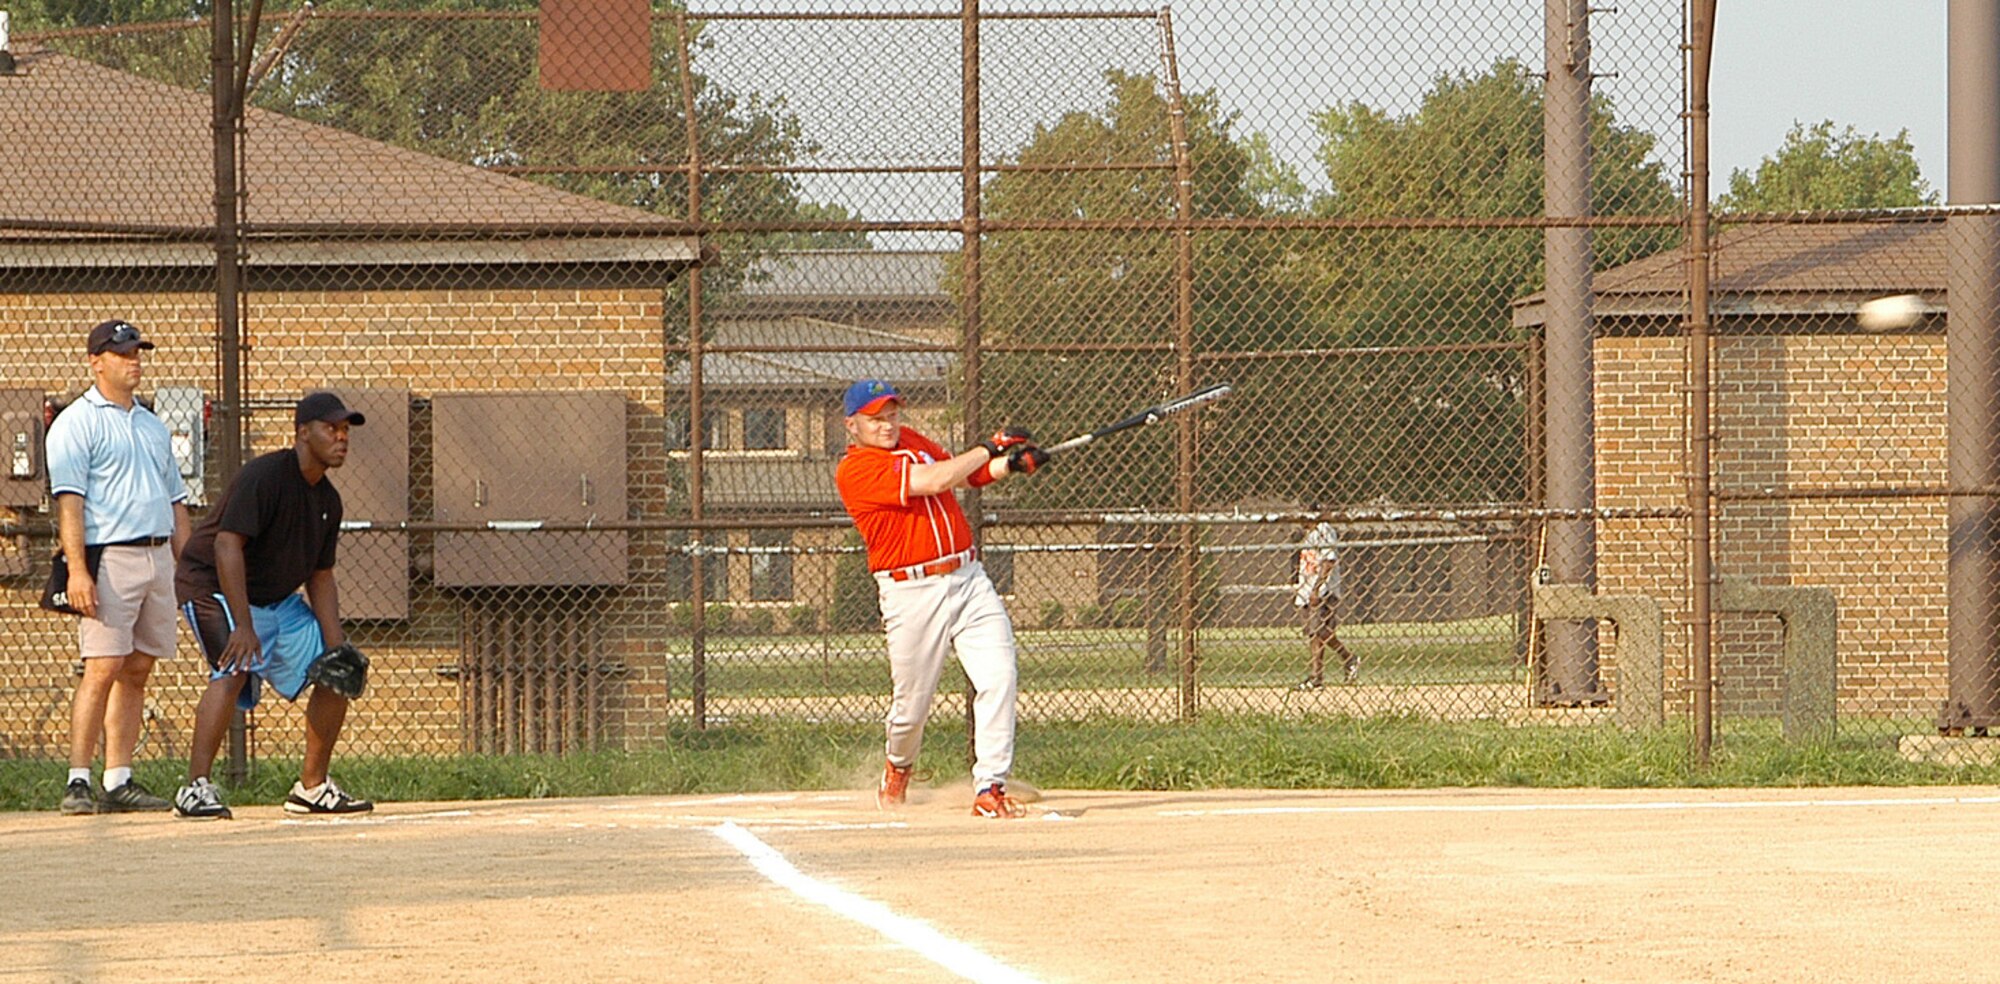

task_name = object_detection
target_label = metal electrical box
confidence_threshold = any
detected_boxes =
[432,392,627,587]
[0,389,45,507]
[153,386,206,507]
[318,387,411,620]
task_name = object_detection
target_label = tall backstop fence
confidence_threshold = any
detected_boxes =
[0,1,1992,770]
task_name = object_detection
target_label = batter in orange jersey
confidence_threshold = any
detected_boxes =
[834,379,1049,819]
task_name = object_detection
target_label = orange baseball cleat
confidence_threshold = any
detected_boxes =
[971,783,1027,819]
[877,761,912,809]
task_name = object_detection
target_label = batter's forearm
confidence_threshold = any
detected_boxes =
[906,448,995,496]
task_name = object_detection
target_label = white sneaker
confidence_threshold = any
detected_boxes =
[174,777,233,820]
[283,776,374,815]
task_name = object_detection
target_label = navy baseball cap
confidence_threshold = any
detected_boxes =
[295,391,367,427]
[86,320,155,355]
[842,379,901,417]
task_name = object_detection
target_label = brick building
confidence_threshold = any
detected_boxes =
[1513,220,1948,720]
[1,49,699,756]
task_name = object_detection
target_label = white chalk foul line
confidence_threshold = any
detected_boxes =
[711,822,1045,984]
[1159,794,2000,818]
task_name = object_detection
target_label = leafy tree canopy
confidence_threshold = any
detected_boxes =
[1717,120,1937,212]
[1274,60,1681,505]
[959,69,1281,509]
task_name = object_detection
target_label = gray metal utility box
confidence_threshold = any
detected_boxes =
[431,392,628,587]
[318,387,411,619]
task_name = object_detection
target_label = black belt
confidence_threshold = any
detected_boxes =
[102,536,170,547]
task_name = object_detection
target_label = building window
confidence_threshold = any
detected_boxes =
[750,529,794,601]
[825,408,850,455]
[744,408,786,451]
[667,535,729,602]
[666,412,719,451]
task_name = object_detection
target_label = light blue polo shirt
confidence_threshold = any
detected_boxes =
[45,385,188,545]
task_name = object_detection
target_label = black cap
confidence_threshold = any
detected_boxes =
[87,320,155,355]
[295,392,367,427]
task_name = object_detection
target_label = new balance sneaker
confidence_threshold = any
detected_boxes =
[59,778,97,816]
[1344,662,1360,684]
[174,778,234,820]
[100,779,171,813]
[284,777,374,815]
[1294,676,1325,692]
[877,761,912,809]
[971,783,1027,819]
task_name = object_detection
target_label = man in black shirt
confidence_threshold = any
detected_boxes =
[172,392,372,818]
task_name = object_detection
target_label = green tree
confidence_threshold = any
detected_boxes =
[8,0,204,28]
[959,69,1290,510]
[1717,120,1937,212]
[1266,60,1681,505]
[1241,132,1310,214]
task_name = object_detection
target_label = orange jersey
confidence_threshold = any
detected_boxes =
[836,428,972,572]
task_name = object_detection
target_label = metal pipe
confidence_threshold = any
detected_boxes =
[487,161,1173,176]
[1688,0,1719,763]
[243,2,315,98]
[218,214,1685,238]
[676,13,710,730]
[544,616,560,754]
[467,611,483,753]
[585,618,601,747]
[958,0,985,770]
[232,0,266,107]
[460,609,477,753]
[1944,0,2000,733]
[202,7,1158,24]
[1538,0,1604,705]
[504,612,520,756]
[1158,9,1200,721]
[212,0,253,786]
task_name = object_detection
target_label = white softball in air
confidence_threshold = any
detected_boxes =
[1857,294,1925,330]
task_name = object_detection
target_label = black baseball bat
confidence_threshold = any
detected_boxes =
[1043,383,1233,457]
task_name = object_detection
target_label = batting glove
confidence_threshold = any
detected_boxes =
[1007,445,1051,475]
[977,426,1036,459]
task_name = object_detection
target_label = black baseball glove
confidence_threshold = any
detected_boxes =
[308,642,370,699]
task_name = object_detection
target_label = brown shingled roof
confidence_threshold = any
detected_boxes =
[1,46,689,230]
[1512,218,1946,327]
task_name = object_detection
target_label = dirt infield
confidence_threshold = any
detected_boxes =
[7,785,1999,983]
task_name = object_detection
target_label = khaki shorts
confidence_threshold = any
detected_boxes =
[79,543,179,659]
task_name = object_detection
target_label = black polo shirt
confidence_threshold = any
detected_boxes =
[176,449,343,607]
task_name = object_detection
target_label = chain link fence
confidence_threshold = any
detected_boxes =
[0,1,1988,774]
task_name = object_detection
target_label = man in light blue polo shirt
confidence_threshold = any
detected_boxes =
[44,319,191,815]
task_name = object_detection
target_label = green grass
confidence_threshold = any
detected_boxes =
[666,617,1521,698]
[6,715,1994,812]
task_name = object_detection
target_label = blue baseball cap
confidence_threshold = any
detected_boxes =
[842,379,902,417]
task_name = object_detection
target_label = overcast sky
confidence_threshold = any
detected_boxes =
[700,1,1952,233]
[1710,0,1947,191]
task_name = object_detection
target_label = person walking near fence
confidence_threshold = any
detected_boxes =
[1295,521,1358,689]
[45,319,191,815]
[171,392,373,819]
[834,379,1049,819]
